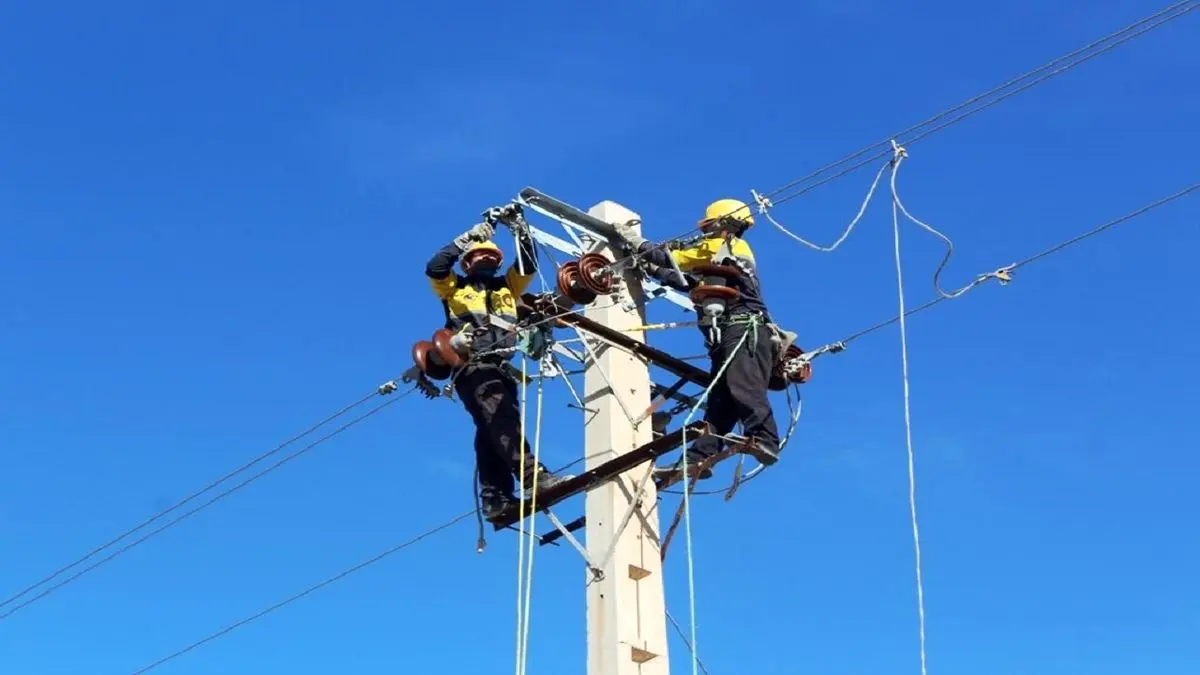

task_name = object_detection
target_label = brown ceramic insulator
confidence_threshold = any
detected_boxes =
[688,284,740,305]
[556,261,598,305]
[431,328,466,368]
[412,340,452,381]
[577,253,614,295]
[691,262,743,280]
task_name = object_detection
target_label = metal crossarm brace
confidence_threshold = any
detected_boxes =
[488,421,709,530]
[592,463,661,573]
[649,381,707,414]
[542,509,604,581]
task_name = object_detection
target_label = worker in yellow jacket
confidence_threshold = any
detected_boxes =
[426,222,568,518]
[614,199,785,480]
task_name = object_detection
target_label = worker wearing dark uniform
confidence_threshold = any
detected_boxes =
[614,199,788,480]
[426,222,567,517]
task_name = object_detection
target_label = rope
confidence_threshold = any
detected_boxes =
[0,387,382,612]
[518,374,545,675]
[515,356,529,675]
[887,145,971,299]
[833,181,1199,347]
[754,160,889,252]
[130,508,475,674]
[890,165,930,675]
[677,324,754,675]
[0,388,416,621]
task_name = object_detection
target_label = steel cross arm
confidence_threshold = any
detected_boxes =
[488,420,709,530]
[523,294,711,388]
[516,186,695,312]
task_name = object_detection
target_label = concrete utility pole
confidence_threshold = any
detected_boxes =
[583,201,671,675]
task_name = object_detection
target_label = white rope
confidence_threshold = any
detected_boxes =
[888,142,986,299]
[889,149,930,675]
[678,326,753,675]
[514,356,529,675]
[752,159,889,252]
[518,373,544,675]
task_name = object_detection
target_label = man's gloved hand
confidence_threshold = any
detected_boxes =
[453,222,495,251]
[612,219,647,250]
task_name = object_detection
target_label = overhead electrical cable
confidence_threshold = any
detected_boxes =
[0,387,417,620]
[130,509,475,674]
[0,388,383,612]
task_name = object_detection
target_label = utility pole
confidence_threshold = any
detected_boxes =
[583,201,671,675]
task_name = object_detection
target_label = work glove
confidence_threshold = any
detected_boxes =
[767,323,798,362]
[612,219,647,250]
[453,222,495,251]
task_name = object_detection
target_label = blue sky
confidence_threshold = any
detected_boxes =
[2,1,1197,673]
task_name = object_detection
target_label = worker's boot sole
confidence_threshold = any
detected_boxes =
[481,493,516,521]
[747,441,780,466]
[652,457,714,483]
[522,471,574,499]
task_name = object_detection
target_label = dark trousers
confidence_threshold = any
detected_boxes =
[454,363,539,496]
[690,320,781,459]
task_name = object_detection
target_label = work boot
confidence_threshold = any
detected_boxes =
[747,439,781,466]
[521,465,573,499]
[480,489,515,521]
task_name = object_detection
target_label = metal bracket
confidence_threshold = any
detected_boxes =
[593,463,661,573]
[543,509,604,582]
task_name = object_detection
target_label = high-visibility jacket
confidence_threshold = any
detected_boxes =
[424,236,536,359]
[637,235,771,320]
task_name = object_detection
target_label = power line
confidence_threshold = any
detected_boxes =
[835,182,1198,346]
[130,509,475,674]
[762,1,1196,208]
[0,388,384,612]
[0,388,415,621]
[666,609,713,675]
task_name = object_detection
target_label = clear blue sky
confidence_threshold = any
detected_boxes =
[2,1,1197,673]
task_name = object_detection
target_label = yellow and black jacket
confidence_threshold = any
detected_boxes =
[425,235,537,359]
[636,235,772,320]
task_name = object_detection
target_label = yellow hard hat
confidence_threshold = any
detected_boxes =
[461,240,504,272]
[699,198,754,229]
